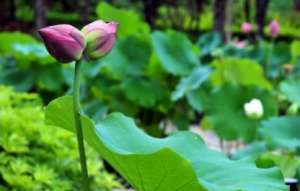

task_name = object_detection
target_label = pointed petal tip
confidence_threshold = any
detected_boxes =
[38,27,53,38]
[108,21,118,33]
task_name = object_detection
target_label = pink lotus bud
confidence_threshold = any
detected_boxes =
[38,24,86,63]
[81,20,117,59]
[235,41,246,49]
[269,20,280,38]
[241,22,252,33]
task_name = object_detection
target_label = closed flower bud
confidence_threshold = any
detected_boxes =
[244,98,264,119]
[81,20,117,59]
[241,22,252,33]
[269,20,280,38]
[39,24,86,63]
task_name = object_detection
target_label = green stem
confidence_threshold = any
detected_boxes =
[265,38,274,77]
[73,60,89,191]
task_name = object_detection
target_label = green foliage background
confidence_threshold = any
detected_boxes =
[0,86,122,190]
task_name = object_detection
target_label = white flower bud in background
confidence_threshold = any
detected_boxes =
[244,98,264,119]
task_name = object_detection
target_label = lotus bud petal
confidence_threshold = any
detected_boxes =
[269,20,280,38]
[241,22,252,33]
[81,20,117,59]
[244,98,264,119]
[38,24,86,63]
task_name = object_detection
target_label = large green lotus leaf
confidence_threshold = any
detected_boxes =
[259,116,300,152]
[233,142,268,160]
[199,85,277,142]
[96,2,149,37]
[45,96,288,191]
[279,79,300,106]
[210,58,272,90]
[152,31,200,76]
[101,36,151,79]
[172,66,212,101]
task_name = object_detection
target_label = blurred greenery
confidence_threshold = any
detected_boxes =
[0,86,122,190]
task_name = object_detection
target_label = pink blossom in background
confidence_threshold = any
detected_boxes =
[269,20,280,38]
[235,41,246,49]
[82,20,118,59]
[241,22,252,33]
[39,24,86,63]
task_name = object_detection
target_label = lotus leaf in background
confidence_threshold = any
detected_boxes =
[220,41,291,80]
[0,32,54,63]
[121,78,164,108]
[189,85,277,142]
[260,116,300,152]
[210,58,272,90]
[101,35,151,79]
[171,66,212,101]
[96,2,149,38]
[186,87,208,112]
[196,32,222,57]
[45,96,288,191]
[280,79,300,106]
[267,42,291,79]
[152,31,200,76]
[0,32,68,92]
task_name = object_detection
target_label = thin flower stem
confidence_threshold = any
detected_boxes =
[73,60,89,191]
[265,38,275,77]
